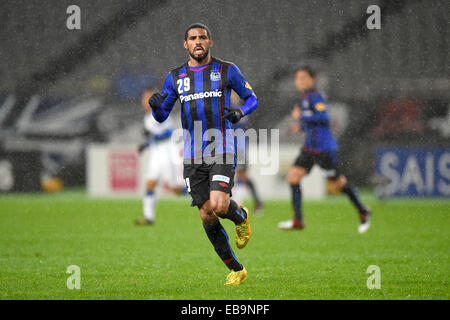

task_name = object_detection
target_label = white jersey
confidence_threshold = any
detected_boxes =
[143,113,183,187]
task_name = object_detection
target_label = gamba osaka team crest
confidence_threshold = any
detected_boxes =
[210,71,221,81]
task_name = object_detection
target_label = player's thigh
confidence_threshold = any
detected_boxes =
[209,163,235,193]
[289,150,313,183]
[317,151,341,181]
[209,163,235,212]
[183,164,210,208]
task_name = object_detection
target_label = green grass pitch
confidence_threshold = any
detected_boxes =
[0,190,448,300]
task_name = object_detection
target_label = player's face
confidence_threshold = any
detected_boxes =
[184,28,212,63]
[294,70,315,92]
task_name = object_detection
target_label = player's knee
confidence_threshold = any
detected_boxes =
[210,190,230,214]
[287,168,303,185]
[337,175,347,189]
[236,170,247,180]
[330,175,347,192]
[171,186,182,194]
[209,198,227,214]
[286,170,295,184]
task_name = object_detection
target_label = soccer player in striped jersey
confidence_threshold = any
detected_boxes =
[279,66,371,233]
[148,23,258,285]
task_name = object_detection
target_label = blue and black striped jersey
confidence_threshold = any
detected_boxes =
[152,57,257,160]
[299,89,337,153]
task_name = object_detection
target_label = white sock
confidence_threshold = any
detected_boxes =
[143,191,156,222]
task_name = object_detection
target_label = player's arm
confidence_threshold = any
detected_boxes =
[138,138,151,154]
[137,128,151,153]
[289,104,302,133]
[222,64,258,123]
[150,73,178,123]
[300,95,329,125]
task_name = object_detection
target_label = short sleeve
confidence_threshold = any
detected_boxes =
[311,93,328,112]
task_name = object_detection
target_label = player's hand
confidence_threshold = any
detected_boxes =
[148,92,168,110]
[222,107,243,123]
[291,105,301,120]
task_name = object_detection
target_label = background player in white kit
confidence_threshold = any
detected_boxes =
[135,88,185,225]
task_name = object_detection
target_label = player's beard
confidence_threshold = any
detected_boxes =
[189,47,209,63]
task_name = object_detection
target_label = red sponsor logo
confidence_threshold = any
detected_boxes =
[109,151,138,191]
[179,73,187,77]
[219,182,228,188]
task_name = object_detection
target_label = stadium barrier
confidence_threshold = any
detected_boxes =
[0,150,41,192]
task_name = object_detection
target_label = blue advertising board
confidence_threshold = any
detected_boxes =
[375,147,450,197]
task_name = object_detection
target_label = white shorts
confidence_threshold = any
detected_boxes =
[145,139,184,188]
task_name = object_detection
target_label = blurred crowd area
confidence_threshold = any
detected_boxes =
[0,0,448,190]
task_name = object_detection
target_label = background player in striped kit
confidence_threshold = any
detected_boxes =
[135,88,184,225]
[279,66,371,233]
[148,23,258,285]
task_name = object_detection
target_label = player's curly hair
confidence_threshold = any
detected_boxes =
[184,23,212,40]
[296,65,316,78]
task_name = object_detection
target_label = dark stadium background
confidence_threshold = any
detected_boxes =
[0,0,448,191]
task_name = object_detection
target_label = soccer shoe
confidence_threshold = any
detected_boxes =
[358,209,371,234]
[235,206,251,249]
[134,217,154,225]
[224,267,247,285]
[278,217,304,230]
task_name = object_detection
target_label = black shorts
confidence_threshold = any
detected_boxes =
[293,148,341,179]
[183,162,235,208]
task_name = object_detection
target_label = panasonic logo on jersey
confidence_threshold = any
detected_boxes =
[180,89,222,103]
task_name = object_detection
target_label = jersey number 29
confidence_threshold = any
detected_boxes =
[177,78,190,94]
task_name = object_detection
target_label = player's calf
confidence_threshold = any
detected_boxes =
[199,202,219,226]
[218,199,247,224]
[215,199,251,249]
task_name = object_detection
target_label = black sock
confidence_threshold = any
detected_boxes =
[342,183,366,212]
[291,184,303,222]
[220,199,246,225]
[246,179,262,205]
[203,220,243,271]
